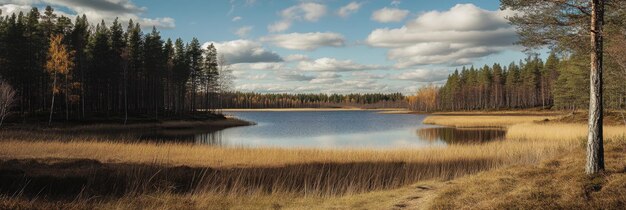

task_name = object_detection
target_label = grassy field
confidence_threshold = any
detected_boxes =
[429,136,626,209]
[1,113,625,209]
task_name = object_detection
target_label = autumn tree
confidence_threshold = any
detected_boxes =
[45,34,74,125]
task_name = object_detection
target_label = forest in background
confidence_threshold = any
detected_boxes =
[0,6,233,123]
[3,4,626,124]
[0,6,407,124]
[408,0,626,113]
[218,92,406,109]
[408,53,626,112]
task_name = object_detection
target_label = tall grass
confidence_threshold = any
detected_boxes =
[423,115,556,127]
[3,115,620,208]
[0,127,581,197]
[507,123,626,141]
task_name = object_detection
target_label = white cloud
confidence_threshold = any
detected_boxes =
[0,4,32,15]
[391,69,450,82]
[204,40,283,64]
[371,7,409,23]
[391,0,401,7]
[261,32,345,51]
[231,62,284,71]
[337,1,362,18]
[278,71,314,81]
[232,16,242,21]
[268,2,327,32]
[352,72,385,79]
[297,58,381,72]
[268,20,291,33]
[235,26,253,37]
[285,54,310,62]
[236,83,293,93]
[310,78,342,84]
[366,4,518,67]
[0,0,175,29]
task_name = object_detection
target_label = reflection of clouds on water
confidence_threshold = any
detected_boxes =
[142,112,505,149]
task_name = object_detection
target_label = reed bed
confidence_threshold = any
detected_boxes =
[423,115,558,127]
[507,123,626,141]
[0,128,579,198]
[1,115,614,208]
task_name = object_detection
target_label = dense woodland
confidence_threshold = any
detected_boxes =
[408,53,626,111]
[219,92,406,109]
[0,6,407,124]
[2,4,626,123]
[0,6,230,122]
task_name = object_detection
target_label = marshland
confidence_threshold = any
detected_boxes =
[2,0,626,209]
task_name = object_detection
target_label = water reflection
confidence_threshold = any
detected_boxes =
[43,112,509,149]
[416,127,506,144]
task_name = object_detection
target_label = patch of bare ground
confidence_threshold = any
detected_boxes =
[551,110,626,126]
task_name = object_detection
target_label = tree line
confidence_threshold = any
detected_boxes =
[219,92,407,109]
[0,6,232,123]
[408,52,626,112]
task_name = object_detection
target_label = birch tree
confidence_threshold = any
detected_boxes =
[45,34,74,125]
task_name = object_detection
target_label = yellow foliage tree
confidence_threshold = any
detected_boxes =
[45,34,74,125]
[407,84,439,112]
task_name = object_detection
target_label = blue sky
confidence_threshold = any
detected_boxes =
[0,0,532,94]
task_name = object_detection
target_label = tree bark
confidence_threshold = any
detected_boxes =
[48,74,57,125]
[586,0,605,175]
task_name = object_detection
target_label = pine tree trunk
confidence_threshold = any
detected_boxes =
[586,0,605,175]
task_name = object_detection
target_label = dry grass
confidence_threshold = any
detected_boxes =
[429,136,626,210]
[0,135,573,169]
[2,114,622,209]
[423,115,557,128]
[508,123,626,141]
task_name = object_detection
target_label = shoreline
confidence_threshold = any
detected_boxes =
[2,117,255,132]
[221,108,409,112]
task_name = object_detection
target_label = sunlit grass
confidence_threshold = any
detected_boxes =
[423,115,557,127]
[428,136,626,210]
[507,123,626,141]
[3,114,624,209]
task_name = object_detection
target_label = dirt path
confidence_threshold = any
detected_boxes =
[390,181,446,210]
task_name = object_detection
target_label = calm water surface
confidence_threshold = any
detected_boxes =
[171,111,506,149]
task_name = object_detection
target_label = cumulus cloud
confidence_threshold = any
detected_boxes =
[231,62,284,71]
[337,1,362,18]
[366,4,518,68]
[371,7,409,23]
[261,32,345,51]
[285,54,310,62]
[278,71,315,81]
[310,72,342,84]
[297,58,381,72]
[0,0,175,29]
[0,4,32,15]
[391,69,451,82]
[204,40,283,64]
[232,16,242,21]
[268,2,327,32]
[351,72,385,79]
[235,26,253,37]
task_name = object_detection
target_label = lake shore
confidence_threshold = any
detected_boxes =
[221,108,408,112]
[2,112,626,209]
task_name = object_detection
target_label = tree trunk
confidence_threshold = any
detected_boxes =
[586,0,605,175]
[48,74,57,126]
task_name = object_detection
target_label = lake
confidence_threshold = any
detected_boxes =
[147,111,505,149]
